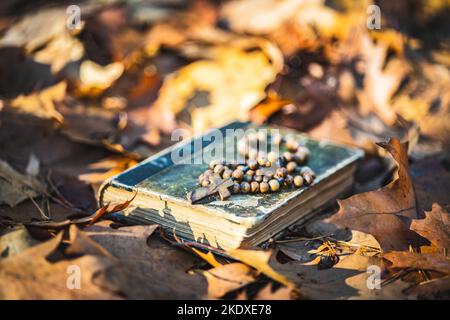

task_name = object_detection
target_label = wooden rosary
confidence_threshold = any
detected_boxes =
[188,134,316,203]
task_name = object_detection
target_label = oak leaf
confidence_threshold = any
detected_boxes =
[410,204,450,250]
[327,138,421,251]
[383,251,450,275]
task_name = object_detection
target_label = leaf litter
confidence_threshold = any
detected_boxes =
[0,0,449,300]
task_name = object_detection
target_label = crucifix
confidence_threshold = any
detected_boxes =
[187,174,234,204]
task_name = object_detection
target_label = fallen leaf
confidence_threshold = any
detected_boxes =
[327,138,421,251]
[227,248,292,287]
[253,283,293,300]
[202,262,257,298]
[192,248,222,268]
[383,251,450,274]
[410,204,450,250]
[0,159,46,207]
[10,81,66,123]
[0,232,119,299]
[83,220,207,299]
[150,38,283,132]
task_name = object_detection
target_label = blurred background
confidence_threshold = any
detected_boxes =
[0,0,449,224]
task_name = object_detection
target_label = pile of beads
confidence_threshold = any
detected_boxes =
[197,137,316,196]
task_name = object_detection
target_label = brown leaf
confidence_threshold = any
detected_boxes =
[202,262,257,298]
[410,204,450,250]
[83,221,207,299]
[0,232,119,299]
[327,138,421,251]
[253,283,293,300]
[88,192,136,226]
[383,251,450,274]
[226,248,293,287]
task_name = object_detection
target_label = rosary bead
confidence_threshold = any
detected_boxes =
[248,159,258,170]
[284,175,293,186]
[255,169,264,176]
[286,139,299,152]
[286,161,297,173]
[300,166,315,177]
[293,175,304,187]
[214,164,224,174]
[268,179,280,192]
[253,175,263,182]
[267,152,278,164]
[260,181,269,193]
[209,160,221,170]
[246,169,255,176]
[232,169,244,180]
[283,152,294,162]
[222,169,233,179]
[303,172,314,185]
[295,146,310,163]
[243,174,253,182]
[257,156,268,167]
[276,167,288,178]
[231,182,240,194]
[251,181,260,193]
[240,181,250,193]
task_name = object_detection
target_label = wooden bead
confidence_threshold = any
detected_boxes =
[214,164,224,174]
[251,181,260,193]
[260,181,269,193]
[300,166,315,177]
[284,175,293,186]
[232,169,244,180]
[243,174,253,182]
[201,179,210,187]
[267,152,278,164]
[248,159,258,170]
[246,169,255,176]
[209,160,221,170]
[237,165,246,171]
[257,156,268,167]
[255,169,264,176]
[240,181,250,193]
[232,182,240,194]
[222,169,233,179]
[303,172,314,185]
[286,139,299,152]
[253,175,263,182]
[293,175,304,187]
[283,152,294,162]
[264,171,274,179]
[295,146,310,163]
[276,167,287,178]
[286,161,297,173]
[268,179,280,192]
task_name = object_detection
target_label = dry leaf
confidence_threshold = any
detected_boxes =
[410,204,450,250]
[202,262,257,298]
[227,248,292,287]
[10,81,66,123]
[0,232,119,299]
[0,159,46,207]
[383,251,450,274]
[327,138,421,251]
[192,248,222,268]
[150,38,283,132]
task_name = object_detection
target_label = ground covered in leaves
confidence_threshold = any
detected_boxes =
[0,0,449,299]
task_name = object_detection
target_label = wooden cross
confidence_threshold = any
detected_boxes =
[187,174,234,204]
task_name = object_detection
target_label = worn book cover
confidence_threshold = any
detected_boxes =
[99,122,364,249]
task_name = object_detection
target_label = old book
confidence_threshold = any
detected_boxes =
[98,122,363,249]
